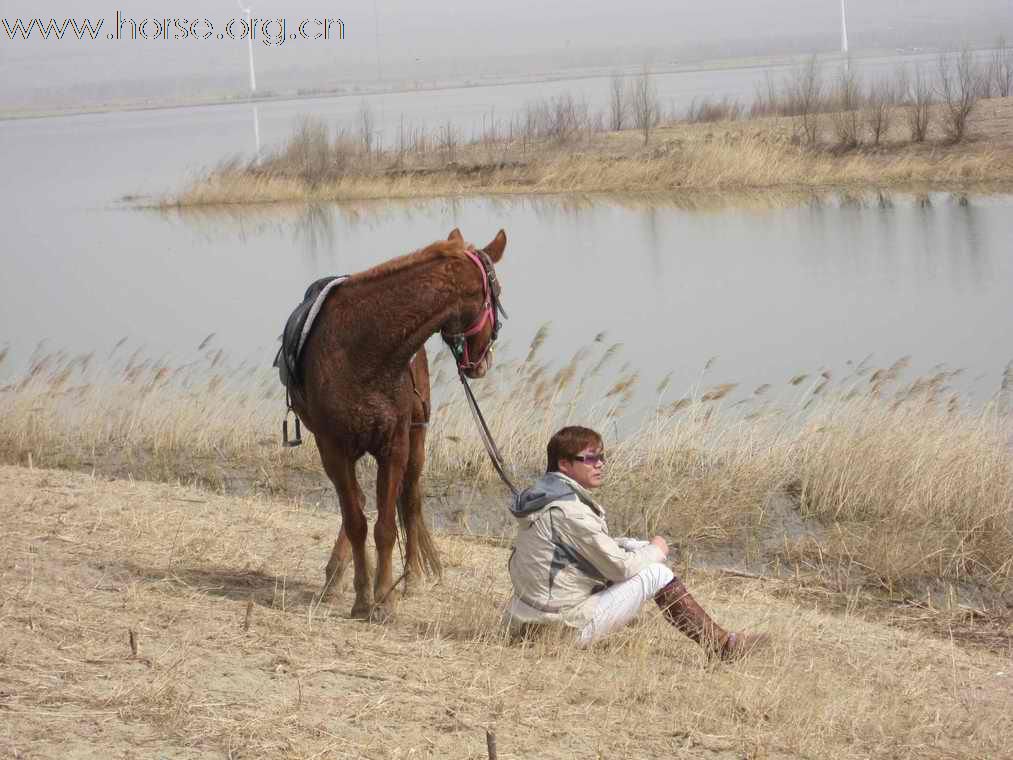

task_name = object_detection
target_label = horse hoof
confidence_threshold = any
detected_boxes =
[350,601,372,620]
[369,604,395,624]
[318,584,341,605]
[321,574,348,597]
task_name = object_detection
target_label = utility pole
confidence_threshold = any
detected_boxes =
[373,0,383,82]
[238,1,257,94]
[237,1,261,161]
[841,0,850,71]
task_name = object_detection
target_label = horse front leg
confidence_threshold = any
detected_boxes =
[322,481,370,600]
[319,440,373,618]
[372,425,410,621]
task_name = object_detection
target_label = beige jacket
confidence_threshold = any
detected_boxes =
[506,472,665,630]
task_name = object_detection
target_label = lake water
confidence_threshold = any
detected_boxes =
[2,57,1012,407]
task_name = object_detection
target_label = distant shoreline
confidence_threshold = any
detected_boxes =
[0,46,956,124]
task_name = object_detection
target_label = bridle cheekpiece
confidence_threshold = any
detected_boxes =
[441,247,506,373]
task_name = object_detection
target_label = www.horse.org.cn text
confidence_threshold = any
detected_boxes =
[1,13,346,46]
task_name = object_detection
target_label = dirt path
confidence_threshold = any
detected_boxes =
[2,465,1010,759]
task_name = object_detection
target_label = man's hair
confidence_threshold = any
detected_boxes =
[546,426,603,472]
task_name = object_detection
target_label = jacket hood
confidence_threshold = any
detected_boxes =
[511,472,600,518]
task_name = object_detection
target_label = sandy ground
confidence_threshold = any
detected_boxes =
[2,465,1011,759]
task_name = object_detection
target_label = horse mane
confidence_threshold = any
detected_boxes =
[351,238,466,286]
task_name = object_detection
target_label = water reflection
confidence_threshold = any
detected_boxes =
[949,193,989,291]
[291,204,337,264]
[162,190,999,295]
[83,190,1010,410]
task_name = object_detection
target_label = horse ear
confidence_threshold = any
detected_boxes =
[447,228,463,243]
[483,229,507,262]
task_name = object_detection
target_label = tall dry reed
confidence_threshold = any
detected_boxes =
[3,331,1011,598]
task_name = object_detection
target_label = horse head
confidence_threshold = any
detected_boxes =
[442,228,507,379]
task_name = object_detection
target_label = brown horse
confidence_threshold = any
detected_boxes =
[292,228,507,620]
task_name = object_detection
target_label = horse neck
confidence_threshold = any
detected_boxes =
[350,251,472,372]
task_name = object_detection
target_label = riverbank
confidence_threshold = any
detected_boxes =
[2,338,1011,604]
[164,96,1013,207]
[0,48,893,123]
[2,463,1011,759]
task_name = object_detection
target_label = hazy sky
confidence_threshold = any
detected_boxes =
[2,1,1011,107]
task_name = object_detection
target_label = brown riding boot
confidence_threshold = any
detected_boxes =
[654,576,768,661]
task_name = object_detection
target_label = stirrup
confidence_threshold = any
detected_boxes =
[282,411,303,447]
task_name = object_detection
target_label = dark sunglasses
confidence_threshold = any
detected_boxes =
[572,452,607,465]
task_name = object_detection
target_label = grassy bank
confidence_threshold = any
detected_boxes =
[158,47,1013,205]
[2,464,1011,759]
[2,335,1011,604]
[163,88,1013,206]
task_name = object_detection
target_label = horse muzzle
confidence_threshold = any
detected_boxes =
[462,351,492,379]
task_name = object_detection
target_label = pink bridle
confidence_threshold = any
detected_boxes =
[441,248,503,373]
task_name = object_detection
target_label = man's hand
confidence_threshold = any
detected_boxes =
[650,535,669,558]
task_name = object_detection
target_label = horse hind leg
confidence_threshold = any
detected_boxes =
[399,419,442,596]
[400,348,441,596]
[322,525,351,600]
[319,441,374,618]
[372,427,412,621]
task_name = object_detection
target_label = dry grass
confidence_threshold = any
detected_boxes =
[2,333,1012,605]
[1,464,1011,759]
[162,98,1013,208]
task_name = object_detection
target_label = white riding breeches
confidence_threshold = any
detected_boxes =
[576,563,675,647]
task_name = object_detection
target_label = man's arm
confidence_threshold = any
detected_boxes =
[555,508,667,583]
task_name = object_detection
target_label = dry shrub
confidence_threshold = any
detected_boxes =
[793,391,1013,589]
[937,48,981,144]
[993,35,1013,98]
[829,66,863,148]
[903,64,934,143]
[683,96,743,124]
[0,340,320,490]
[863,80,894,146]
[608,71,628,131]
[630,67,661,145]
[788,54,824,148]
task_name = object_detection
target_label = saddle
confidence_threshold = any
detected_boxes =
[272,274,428,447]
[273,275,348,391]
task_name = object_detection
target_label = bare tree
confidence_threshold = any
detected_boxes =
[903,64,933,142]
[830,64,863,148]
[545,92,583,145]
[864,80,894,146]
[980,56,996,98]
[438,120,458,162]
[993,35,1013,98]
[395,114,408,169]
[789,54,824,147]
[631,66,660,144]
[937,48,980,143]
[749,72,780,118]
[285,117,332,184]
[357,100,375,156]
[609,72,628,131]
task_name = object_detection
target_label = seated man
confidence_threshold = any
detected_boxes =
[506,425,767,659]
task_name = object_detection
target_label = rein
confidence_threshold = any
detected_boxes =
[456,368,520,497]
[441,246,519,496]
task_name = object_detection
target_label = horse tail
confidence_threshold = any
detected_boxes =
[397,495,443,578]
